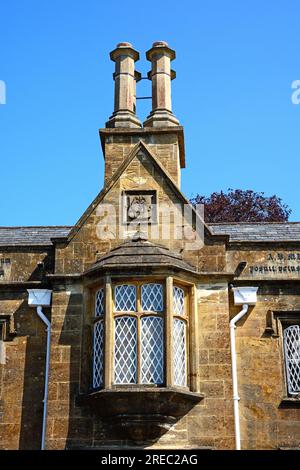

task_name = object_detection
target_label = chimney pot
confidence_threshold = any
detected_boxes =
[106,42,142,128]
[144,41,179,128]
[117,42,133,47]
[153,41,169,47]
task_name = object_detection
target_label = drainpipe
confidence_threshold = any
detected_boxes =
[27,289,52,450]
[230,287,258,450]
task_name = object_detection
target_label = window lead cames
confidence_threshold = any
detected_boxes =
[92,281,188,389]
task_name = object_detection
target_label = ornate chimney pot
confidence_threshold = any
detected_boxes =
[106,42,142,128]
[144,41,179,127]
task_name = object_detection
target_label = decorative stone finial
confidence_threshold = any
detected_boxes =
[132,225,148,242]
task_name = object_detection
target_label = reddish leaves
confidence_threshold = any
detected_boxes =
[190,189,291,223]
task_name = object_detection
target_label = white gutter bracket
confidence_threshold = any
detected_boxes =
[230,287,258,450]
[27,289,52,451]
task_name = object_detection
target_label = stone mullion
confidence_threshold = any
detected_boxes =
[104,276,113,389]
[189,284,199,392]
[166,276,174,387]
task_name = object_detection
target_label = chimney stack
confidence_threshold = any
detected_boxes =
[106,42,142,128]
[144,41,179,127]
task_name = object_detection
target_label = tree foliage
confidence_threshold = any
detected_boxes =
[190,189,291,223]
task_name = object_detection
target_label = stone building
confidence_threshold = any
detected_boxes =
[0,41,300,451]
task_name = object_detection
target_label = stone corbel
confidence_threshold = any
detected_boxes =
[263,310,277,337]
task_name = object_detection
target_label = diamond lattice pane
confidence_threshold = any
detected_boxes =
[284,325,300,394]
[115,285,136,312]
[93,320,104,388]
[141,316,164,384]
[95,288,104,317]
[173,319,187,387]
[141,283,164,312]
[114,316,137,384]
[173,286,185,316]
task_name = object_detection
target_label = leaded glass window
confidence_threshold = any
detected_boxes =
[141,316,164,384]
[93,320,104,388]
[92,280,191,391]
[93,288,105,388]
[114,316,137,384]
[141,283,164,312]
[173,286,185,316]
[284,324,300,395]
[113,282,164,386]
[95,288,104,316]
[173,318,187,387]
[115,284,136,312]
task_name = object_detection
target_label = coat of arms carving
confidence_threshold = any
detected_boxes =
[123,191,157,224]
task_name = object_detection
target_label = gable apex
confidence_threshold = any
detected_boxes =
[62,141,215,245]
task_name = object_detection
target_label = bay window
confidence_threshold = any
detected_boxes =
[113,283,164,385]
[92,279,191,391]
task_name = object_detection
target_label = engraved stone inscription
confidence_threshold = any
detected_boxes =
[249,252,300,275]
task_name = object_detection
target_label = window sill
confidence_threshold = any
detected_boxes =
[279,397,300,408]
[76,386,203,442]
[77,386,204,418]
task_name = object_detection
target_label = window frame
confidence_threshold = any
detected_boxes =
[273,311,300,399]
[283,324,300,396]
[92,286,105,389]
[89,276,197,393]
[112,280,165,386]
[172,285,189,388]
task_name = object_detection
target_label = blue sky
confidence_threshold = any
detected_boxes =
[1,0,300,225]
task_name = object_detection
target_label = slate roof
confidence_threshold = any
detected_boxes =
[86,237,196,274]
[0,222,300,246]
[0,227,72,246]
[209,223,300,242]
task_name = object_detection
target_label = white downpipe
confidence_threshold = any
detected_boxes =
[36,306,51,451]
[230,303,249,451]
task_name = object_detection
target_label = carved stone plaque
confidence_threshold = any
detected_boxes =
[122,191,157,224]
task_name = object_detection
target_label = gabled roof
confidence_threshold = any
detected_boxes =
[61,140,214,244]
[209,222,300,242]
[0,141,215,248]
[6,146,298,247]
